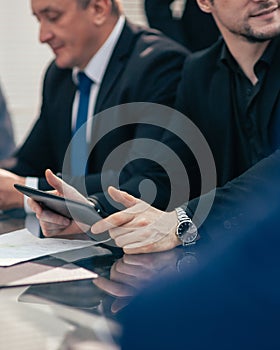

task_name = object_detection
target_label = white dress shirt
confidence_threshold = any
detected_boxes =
[24,16,125,213]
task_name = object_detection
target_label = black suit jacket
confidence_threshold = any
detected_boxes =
[175,37,280,239]
[10,21,188,213]
[119,39,280,350]
[145,0,220,51]
[119,193,280,349]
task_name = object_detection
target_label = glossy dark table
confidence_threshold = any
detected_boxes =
[0,209,200,350]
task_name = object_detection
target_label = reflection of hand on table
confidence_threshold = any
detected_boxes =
[93,250,181,313]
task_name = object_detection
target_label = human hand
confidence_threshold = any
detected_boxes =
[28,169,90,237]
[91,186,180,254]
[0,169,25,210]
[93,250,180,313]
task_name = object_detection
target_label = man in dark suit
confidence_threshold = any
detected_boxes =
[87,0,280,252]
[0,0,187,213]
[145,0,220,51]
[28,0,280,251]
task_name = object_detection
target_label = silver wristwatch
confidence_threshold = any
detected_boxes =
[175,207,198,246]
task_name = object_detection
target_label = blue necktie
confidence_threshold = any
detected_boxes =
[71,72,93,176]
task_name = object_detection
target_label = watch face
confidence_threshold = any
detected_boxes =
[177,221,198,245]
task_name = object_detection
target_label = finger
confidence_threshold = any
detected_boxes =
[93,277,135,297]
[109,226,134,240]
[117,215,150,232]
[41,223,70,237]
[110,260,149,285]
[37,208,71,227]
[111,298,131,314]
[45,168,74,197]
[40,219,83,237]
[91,211,135,234]
[45,169,65,193]
[108,186,139,208]
[113,230,146,248]
[92,205,151,235]
[123,243,157,255]
[113,258,148,276]
[45,169,86,202]
[27,198,43,214]
[122,233,176,254]
[122,253,158,267]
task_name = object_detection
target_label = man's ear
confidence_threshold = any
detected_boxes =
[89,0,112,26]
[196,0,213,14]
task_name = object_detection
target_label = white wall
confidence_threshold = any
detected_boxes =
[0,0,147,146]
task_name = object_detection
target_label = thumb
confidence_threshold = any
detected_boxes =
[108,186,139,209]
[45,169,64,194]
[45,169,87,203]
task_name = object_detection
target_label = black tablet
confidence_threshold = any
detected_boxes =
[14,184,101,226]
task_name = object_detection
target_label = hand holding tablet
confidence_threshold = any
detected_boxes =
[14,184,102,226]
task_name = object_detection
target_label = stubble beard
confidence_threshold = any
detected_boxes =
[241,1,280,42]
[240,22,280,43]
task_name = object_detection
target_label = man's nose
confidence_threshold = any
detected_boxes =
[39,22,53,43]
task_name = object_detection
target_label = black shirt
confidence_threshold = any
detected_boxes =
[220,39,278,175]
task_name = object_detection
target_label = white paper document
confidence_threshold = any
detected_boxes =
[0,229,99,267]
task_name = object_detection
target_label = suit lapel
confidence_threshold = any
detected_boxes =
[55,72,76,169]
[94,21,139,114]
[209,62,237,183]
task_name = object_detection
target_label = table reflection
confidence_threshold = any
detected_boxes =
[0,286,120,350]
[0,211,121,349]
[92,247,199,314]
[0,210,202,349]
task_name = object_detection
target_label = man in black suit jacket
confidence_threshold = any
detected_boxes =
[29,0,280,249]
[85,0,280,252]
[145,0,220,51]
[0,0,187,213]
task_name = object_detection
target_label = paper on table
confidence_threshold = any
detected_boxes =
[0,228,100,267]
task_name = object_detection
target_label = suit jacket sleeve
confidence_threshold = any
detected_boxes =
[8,71,52,178]
[8,62,74,188]
[184,149,280,242]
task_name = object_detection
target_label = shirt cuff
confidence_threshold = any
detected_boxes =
[24,177,39,213]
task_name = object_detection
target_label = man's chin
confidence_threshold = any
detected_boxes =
[54,57,73,69]
[244,21,280,42]
[55,54,73,69]
[243,29,280,43]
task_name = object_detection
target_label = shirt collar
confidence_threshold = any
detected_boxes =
[220,36,280,73]
[73,15,125,86]
[260,36,280,65]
